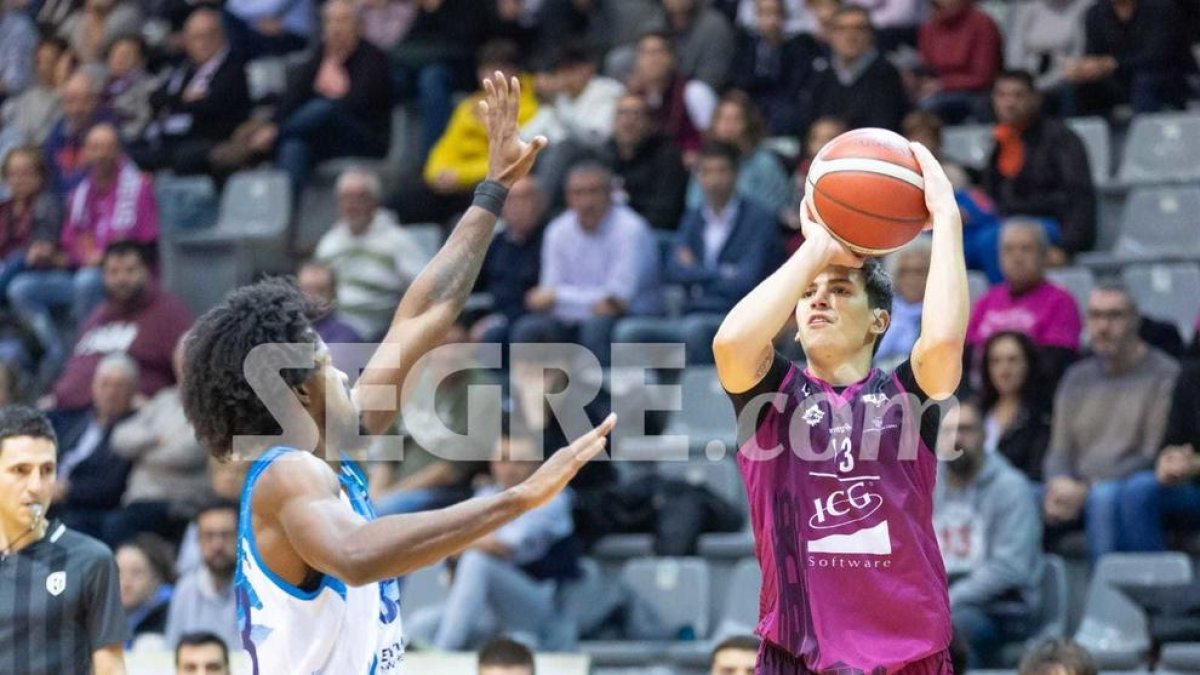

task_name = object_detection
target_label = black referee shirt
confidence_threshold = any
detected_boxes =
[0,521,128,675]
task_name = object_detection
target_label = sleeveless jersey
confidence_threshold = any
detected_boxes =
[235,447,405,674]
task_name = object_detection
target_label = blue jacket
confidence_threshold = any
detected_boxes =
[666,200,781,315]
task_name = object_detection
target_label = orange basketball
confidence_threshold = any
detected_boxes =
[806,128,929,256]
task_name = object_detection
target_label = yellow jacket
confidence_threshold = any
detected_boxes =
[423,74,540,189]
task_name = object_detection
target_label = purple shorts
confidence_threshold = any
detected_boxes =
[756,642,953,675]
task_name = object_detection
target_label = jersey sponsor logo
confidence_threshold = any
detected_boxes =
[46,571,66,596]
[862,393,888,406]
[808,481,884,531]
[802,405,825,427]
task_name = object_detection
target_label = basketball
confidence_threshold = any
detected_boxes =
[806,128,930,257]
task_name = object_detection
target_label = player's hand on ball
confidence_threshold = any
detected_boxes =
[480,71,548,189]
[909,142,960,226]
[800,196,863,268]
[517,413,617,510]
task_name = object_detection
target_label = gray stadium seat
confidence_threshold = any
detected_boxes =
[1121,263,1200,342]
[154,173,218,231]
[1159,643,1200,673]
[1065,117,1112,186]
[968,270,991,307]
[217,169,291,235]
[673,367,738,451]
[591,534,656,561]
[1111,186,1200,258]
[1116,112,1200,185]
[1000,554,1071,665]
[697,531,755,559]
[1074,553,1193,669]
[1046,267,1095,313]
[245,57,287,102]
[656,457,746,517]
[714,558,761,640]
[942,124,994,170]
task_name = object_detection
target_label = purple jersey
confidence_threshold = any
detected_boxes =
[727,354,952,674]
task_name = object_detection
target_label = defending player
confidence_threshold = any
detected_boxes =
[712,143,969,674]
[180,73,616,674]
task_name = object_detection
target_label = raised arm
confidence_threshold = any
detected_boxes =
[354,72,547,435]
[909,143,969,400]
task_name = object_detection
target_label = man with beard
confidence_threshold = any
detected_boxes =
[934,399,1043,667]
[164,499,239,650]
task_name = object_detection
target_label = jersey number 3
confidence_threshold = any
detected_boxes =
[836,437,855,473]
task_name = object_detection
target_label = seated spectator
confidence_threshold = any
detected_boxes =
[1019,639,1097,675]
[0,0,36,102]
[901,111,970,189]
[511,163,662,367]
[875,237,931,367]
[115,534,174,645]
[472,176,547,347]
[982,71,1095,262]
[164,500,238,651]
[1063,0,1192,115]
[0,36,66,147]
[223,0,313,58]
[109,338,207,545]
[801,7,908,135]
[248,0,391,194]
[526,45,624,148]
[659,0,737,89]
[687,91,790,217]
[979,331,1052,481]
[846,0,923,51]
[43,69,112,194]
[58,0,142,65]
[732,0,820,135]
[734,0,813,35]
[615,141,779,365]
[102,36,156,144]
[478,638,534,675]
[0,147,61,301]
[175,632,230,675]
[49,352,138,541]
[625,31,717,158]
[354,0,416,53]
[966,220,1082,386]
[314,167,426,340]
[175,457,247,577]
[915,0,1002,123]
[296,260,364,371]
[935,398,1043,668]
[396,40,534,225]
[1005,0,1091,105]
[47,241,190,411]
[133,9,249,178]
[601,93,688,230]
[1042,283,1179,562]
[710,635,759,675]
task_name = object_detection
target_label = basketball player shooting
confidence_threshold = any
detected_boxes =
[712,142,968,675]
[179,73,617,674]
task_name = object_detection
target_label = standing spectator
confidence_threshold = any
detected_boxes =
[979,331,1052,481]
[478,638,534,675]
[164,500,238,651]
[801,7,909,135]
[875,237,931,366]
[615,141,780,365]
[58,0,142,65]
[625,31,717,157]
[1042,284,1179,561]
[315,167,426,340]
[935,398,1044,668]
[602,93,689,230]
[1005,0,1092,103]
[1063,0,1191,115]
[688,92,790,217]
[296,260,365,370]
[102,36,157,143]
[0,0,36,101]
[0,405,128,675]
[0,147,61,301]
[916,0,1002,123]
[982,71,1095,261]
[710,635,759,675]
[175,632,230,675]
[0,36,66,147]
[660,0,737,89]
[248,0,391,194]
[472,176,547,347]
[48,241,191,412]
[732,0,820,135]
[511,163,662,366]
[115,534,174,644]
[223,0,313,57]
[43,69,111,195]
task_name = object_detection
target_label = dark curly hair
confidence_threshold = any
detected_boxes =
[181,278,321,461]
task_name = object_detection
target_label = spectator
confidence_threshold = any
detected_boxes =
[472,176,547,346]
[58,0,142,65]
[1063,0,1191,115]
[734,0,813,35]
[248,0,391,195]
[223,0,313,58]
[314,168,426,340]
[175,632,230,675]
[115,534,174,644]
[625,31,717,157]
[109,338,208,544]
[1005,0,1091,103]
[982,71,1095,261]
[296,260,365,371]
[710,635,759,675]
[0,147,61,301]
[602,93,688,230]
[845,0,923,51]
[732,0,820,135]
[0,0,36,101]
[1019,640,1097,675]
[102,36,156,144]
[801,7,908,135]
[966,220,1082,386]
[783,115,846,252]
[916,0,1002,123]
[615,141,780,365]
[133,9,249,178]
[935,398,1043,668]
[355,0,416,52]
[49,352,138,541]
[1042,283,1179,561]
[478,638,534,675]
[164,500,238,651]
[979,331,1052,481]
[526,45,624,147]
[43,69,111,195]
[174,457,246,578]
[687,91,791,217]
[875,237,931,366]
[901,111,970,189]
[0,36,66,147]
[511,163,662,367]
[659,0,737,89]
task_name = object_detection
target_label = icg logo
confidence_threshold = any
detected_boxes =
[809,482,884,530]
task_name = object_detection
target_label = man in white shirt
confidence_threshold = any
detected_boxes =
[164,499,239,651]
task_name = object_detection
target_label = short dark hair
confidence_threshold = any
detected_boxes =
[181,278,321,461]
[195,497,239,522]
[0,405,57,456]
[102,239,154,268]
[995,69,1036,91]
[711,635,760,664]
[637,29,674,53]
[175,631,230,666]
[698,140,741,169]
[1019,639,1097,675]
[478,39,521,71]
[551,44,593,69]
[832,5,873,29]
[37,35,69,55]
[478,638,535,671]
[105,33,146,61]
[120,533,177,583]
[861,257,894,314]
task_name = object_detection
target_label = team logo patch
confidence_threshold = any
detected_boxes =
[46,571,66,596]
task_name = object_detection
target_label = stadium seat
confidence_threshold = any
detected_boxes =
[667,557,761,671]
[245,57,287,103]
[1111,186,1200,258]
[1121,263,1200,342]
[216,169,292,235]
[591,534,656,561]
[672,367,738,451]
[1065,117,1113,186]
[154,173,219,231]
[942,124,994,170]
[999,554,1070,666]
[1116,112,1200,185]
[1046,266,1096,312]
[1074,552,1193,669]
[1159,643,1200,674]
[968,270,991,306]
[655,457,746,518]
[696,531,755,559]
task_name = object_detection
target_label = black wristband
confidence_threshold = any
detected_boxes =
[472,180,509,216]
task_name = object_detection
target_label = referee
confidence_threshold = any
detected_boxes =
[0,405,128,675]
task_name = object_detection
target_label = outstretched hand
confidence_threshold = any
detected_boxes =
[517,413,617,510]
[480,71,548,189]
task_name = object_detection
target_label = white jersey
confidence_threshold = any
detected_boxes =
[236,447,405,674]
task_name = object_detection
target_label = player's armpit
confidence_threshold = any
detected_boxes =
[91,644,126,675]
